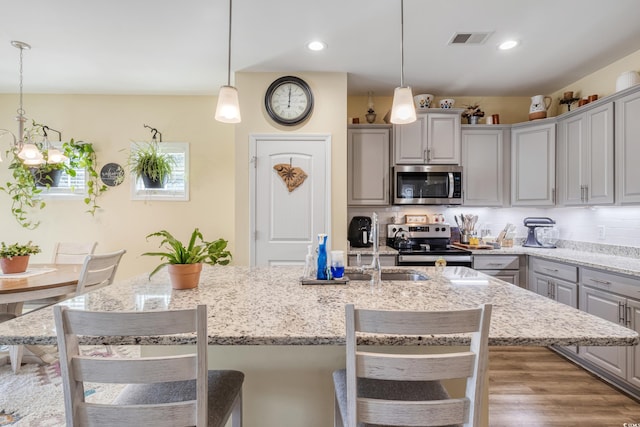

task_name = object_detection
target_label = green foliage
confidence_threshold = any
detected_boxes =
[0,241,41,259]
[143,228,232,278]
[0,122,108,228]
[128,141,175,185]
[62,138,108,215]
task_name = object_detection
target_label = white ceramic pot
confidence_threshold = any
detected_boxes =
[413,94,434,109]
[615,70,640,92]
[439,98,455,109]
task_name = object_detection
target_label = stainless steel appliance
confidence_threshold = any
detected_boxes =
[348,216,372,247]
[523,217,558,248]
[393,165,463,205]
[387,223,472,266]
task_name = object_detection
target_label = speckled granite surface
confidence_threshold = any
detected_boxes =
[466,245,640,277]
[0,266,636,348]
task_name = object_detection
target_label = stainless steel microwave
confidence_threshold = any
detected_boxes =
[393,165,463,205]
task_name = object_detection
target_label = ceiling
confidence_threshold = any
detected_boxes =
[1,0,639,97]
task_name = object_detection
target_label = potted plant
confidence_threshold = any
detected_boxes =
[462,104,485,124]
[143,228,232,289]
[128,141,175,189]
[0,241,41,274]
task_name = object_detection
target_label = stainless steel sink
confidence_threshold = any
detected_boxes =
[345,272,429,281]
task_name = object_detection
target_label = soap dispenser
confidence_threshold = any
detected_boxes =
[302,245,315,278]
[316,234,328,280]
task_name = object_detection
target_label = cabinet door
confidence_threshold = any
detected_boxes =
[627,298,640,387]
[511,122,556,206]
[479,270,519,286]
[426,113,461,164]
[347,127,390,205]
[529,271,551,298]
[393,115,427,164]
[615,90,640,204]
[554,278,578,309]
[462,128,505,206]
[557,113,585,206]
[585,103,614,205]
[579,285,627,379]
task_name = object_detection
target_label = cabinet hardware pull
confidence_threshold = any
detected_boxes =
[552,188,556,203]
[426,149,431,162]
[589,278,611,286]
[584,185,588,202]
[580,185,584,203]
[488,263,504,266]
[619,302,626,324]
[543,267,559,272]
[626,305,632,327]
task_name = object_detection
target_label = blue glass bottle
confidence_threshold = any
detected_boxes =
[316,233,328,280]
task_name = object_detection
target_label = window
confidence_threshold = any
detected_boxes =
[130,142,189,201]
[39,164,86,199]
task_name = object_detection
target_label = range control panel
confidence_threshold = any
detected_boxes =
[388,223,451,238]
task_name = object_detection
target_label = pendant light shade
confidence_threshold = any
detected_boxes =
[17,143,44,164]
[390,86,416,124]
[215,85,241,123]
[390,0,416,125]
[215,0,241,123]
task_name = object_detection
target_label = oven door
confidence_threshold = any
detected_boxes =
[397,254,472,267]
[393,165,462,205]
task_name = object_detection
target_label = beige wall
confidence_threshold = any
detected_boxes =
[0,94,235,278]
[233,72,348,265]
[348,95,532,124]
[549,48,640,116]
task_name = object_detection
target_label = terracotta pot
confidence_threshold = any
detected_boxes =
[0,255,30,274]
[167,263,203,289]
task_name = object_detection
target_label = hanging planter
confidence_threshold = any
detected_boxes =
[141,172,168,189]
[128,139,175,189]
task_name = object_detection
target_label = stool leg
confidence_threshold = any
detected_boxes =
[10,345,23,373]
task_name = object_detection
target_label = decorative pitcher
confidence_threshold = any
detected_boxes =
[529,95,552,120]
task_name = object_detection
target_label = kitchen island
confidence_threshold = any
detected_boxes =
[0,265,637,426]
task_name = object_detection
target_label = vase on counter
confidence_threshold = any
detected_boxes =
[316,234,328,280]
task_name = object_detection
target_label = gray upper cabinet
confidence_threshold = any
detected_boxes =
[461,126,510,207]
[615,88,640,204]
[557,102,614,206]
[347,125,391,206]
[511,121,556,206]
[393,110,461,165]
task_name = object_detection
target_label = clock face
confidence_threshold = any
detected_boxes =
[265,76,314,126]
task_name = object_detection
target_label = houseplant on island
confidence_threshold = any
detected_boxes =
[0,241,41,274]
[127,141,175,189]
[143,228,232,289]
[461,104,485,124]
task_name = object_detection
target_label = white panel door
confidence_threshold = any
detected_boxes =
[250,134,330,267]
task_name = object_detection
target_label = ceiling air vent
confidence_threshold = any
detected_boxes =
[449,32,492,45]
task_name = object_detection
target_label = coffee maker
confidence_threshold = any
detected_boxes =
[523,217,557,248]
[348,216,372,247]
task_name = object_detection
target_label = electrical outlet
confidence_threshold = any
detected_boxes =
[597,225,606,240]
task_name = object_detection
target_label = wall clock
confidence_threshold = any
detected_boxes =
[264,76,314,126]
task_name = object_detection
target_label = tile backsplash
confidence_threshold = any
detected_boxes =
[348,205,640,250]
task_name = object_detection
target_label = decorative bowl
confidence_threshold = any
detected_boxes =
[413,94,434,109]
[439,98,455,109]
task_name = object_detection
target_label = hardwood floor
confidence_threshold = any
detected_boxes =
[489,347,640,426]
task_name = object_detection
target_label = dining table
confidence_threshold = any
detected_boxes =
[0,263,81,371]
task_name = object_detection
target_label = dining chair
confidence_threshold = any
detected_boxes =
[333,303,492,427]
[75,249,126,295]
[51,241,98,264]
[54,304,244,427]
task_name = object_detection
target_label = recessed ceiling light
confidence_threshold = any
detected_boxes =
[307,41,327,51]
[498,40,518,50]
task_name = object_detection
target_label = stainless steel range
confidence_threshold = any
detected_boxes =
[387,223,472,267]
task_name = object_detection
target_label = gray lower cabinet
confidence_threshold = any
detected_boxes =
[347,125,391,205]
[473,255,523,287]
[528,257,578,353]
[579,267,640,390]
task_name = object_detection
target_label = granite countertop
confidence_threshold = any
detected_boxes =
[0,265,636,348]
[347,245,398,256]
[466,245,640,277]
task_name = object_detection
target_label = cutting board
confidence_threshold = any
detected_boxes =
[452,242,494,250]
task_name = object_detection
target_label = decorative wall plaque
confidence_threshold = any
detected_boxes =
[100,163,125,187]
[273,163,308,192]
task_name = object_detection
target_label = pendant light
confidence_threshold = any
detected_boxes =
[390,0,416,125]
[215,0,241,123]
